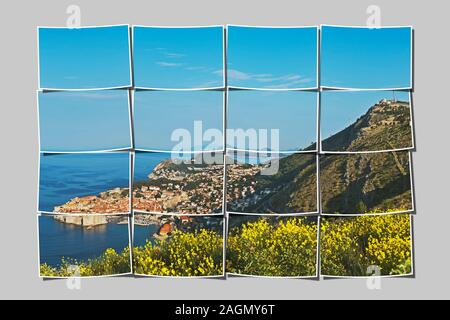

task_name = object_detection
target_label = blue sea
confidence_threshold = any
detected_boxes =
[133,152,170,182]
[133,224,159,247]
[39,216,131,267]
[39,153,130,212]
[39,217,161,267]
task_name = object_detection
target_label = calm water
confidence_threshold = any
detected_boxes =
[134,152,171,182]
[133,224,159,247]
[39,216,131,267]
[39,216,160,267]
[39,215,225,267]
[39,153,130,212]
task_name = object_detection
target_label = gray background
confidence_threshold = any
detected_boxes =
[0,0,448,299]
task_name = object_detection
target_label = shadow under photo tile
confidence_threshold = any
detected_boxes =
[226,214,318,277]
[320,151,413,215]
[38,214,132,278]
[133,214,224,277]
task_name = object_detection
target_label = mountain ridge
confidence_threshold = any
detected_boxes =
[322,99,413,152]
[228,98,414,214]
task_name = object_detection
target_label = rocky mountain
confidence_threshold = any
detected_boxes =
[322,99,413,152]
[53,100,413,216]
[228,99,414,214]
[319,151,412,214]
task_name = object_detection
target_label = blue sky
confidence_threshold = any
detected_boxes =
[39,90,131,152]
[133,27,224,88]
[321,90,410,139]
[39,26,131,89]
[134,91,224,151]
[227,26,318,89]
[227,91,317,151]
[321,26,412,89]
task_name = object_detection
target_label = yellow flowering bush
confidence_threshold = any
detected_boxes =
[321,213,412,276]
[40,247,131,277]
[133,229,223,277]
[227,217,318,277]
[40,212,412,278]
[40,228,223,278]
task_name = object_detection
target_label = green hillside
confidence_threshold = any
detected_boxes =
[319,152,412,214]
[322,99,413,152]
[231,99,414,214]
[247,153,317,213]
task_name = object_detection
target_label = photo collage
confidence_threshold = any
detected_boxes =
[37,25,415,279]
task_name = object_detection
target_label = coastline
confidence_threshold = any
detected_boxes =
[53,214,128,228]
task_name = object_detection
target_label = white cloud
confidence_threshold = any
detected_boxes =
[265,78,313,89]
[165,52,186,58]
[226,69,252,80]
[156,61,182,67]
[186,66,209,71]
[225,69,312,86]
